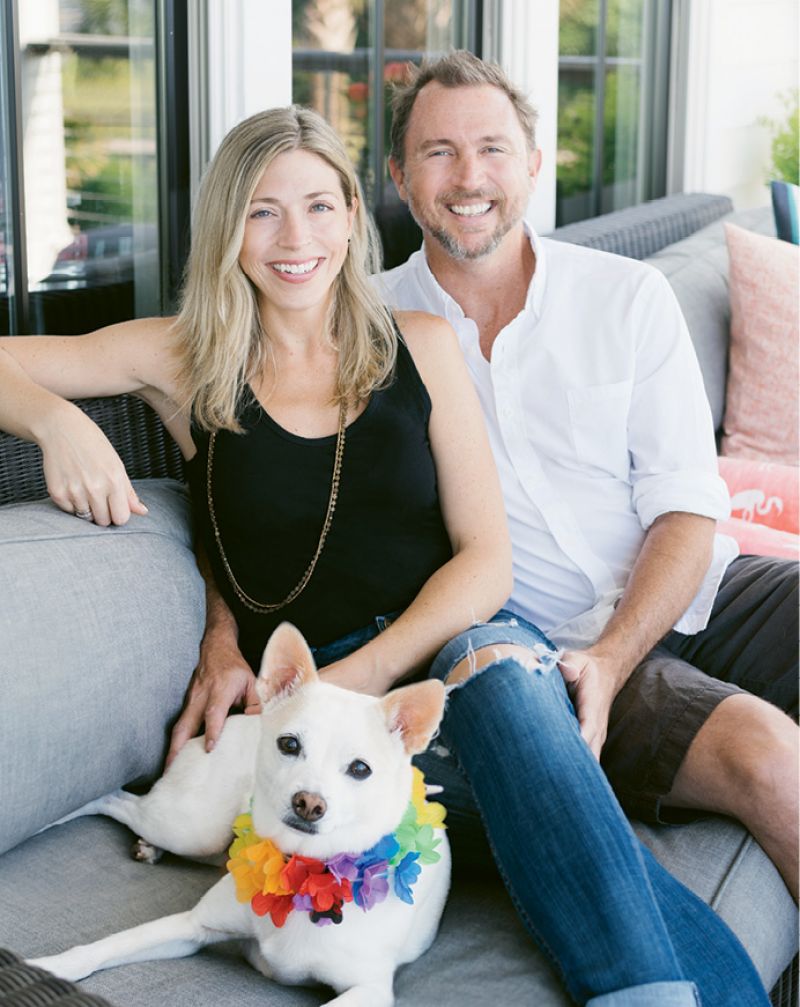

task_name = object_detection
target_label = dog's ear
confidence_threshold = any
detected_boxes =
[381,680,445,755]
[257,622,319,702]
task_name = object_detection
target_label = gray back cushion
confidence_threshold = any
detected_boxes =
[0,480,204,855]
[645,206,775,431]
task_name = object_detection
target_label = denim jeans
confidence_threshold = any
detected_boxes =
[313,611,769,1007]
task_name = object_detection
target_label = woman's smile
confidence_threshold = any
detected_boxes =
[268,257,324,281]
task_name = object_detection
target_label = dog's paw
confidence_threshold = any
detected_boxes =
[28,954,88,982]
[131,837,164,864]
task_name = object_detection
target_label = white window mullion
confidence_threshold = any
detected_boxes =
[193,0,292,180]
[491,0,559,234]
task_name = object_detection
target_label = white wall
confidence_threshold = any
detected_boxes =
[681,0,799,209]
[202,0,292,161]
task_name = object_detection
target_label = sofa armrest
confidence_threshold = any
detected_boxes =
[549,192,734,259]
[0,480,204,855]
[0,394,185,506]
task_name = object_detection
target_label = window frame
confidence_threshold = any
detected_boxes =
[291,0,484,214]
[556,0,673,226]
[0,0,191,333]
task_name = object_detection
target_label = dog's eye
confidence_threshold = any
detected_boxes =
[277,735,301,757]
[346,759,372,780]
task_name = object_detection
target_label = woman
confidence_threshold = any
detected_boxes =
[0,106,511,720]
[0,107,769,1007]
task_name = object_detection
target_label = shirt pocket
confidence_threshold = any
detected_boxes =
[566,380,633,479]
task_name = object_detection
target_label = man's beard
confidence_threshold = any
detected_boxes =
[405,185,526,261]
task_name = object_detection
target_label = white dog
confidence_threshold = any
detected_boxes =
[30,623,451,1007]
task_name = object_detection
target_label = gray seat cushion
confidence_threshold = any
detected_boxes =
[0,480,204,855]
[0,813,795,1006]
[0,478,795,1005]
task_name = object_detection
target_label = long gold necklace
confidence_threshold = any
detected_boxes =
[206,399,347,614]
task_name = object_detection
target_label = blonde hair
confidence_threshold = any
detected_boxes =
[390,50,539,166]
[174,105,396,431]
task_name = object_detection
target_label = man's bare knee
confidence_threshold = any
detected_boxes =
[447,644,537,687]
[666,692,799,900]
[667,693,799,815]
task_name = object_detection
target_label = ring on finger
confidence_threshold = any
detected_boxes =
[74,508,94,521]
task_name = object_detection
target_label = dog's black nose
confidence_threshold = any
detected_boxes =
[292,791,327,822]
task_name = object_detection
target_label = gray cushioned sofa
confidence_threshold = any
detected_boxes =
[0,193,797,1007]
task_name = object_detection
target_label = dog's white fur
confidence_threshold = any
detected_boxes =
[29,623,450,1006]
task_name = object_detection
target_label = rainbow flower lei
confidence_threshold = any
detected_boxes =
[226,767,446,927]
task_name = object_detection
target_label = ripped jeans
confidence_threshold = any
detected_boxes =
[410,610,768,1007]
[311,610,768,1007]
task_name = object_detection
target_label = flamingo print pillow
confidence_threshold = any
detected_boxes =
[717,456,798,560]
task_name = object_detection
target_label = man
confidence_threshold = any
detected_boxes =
[374,50,798,900]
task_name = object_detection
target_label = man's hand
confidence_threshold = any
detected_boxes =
[558,650,623,760]
[558,514,719,759]
[166,630,260,767]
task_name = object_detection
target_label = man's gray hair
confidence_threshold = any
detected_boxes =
[389,49,539,166]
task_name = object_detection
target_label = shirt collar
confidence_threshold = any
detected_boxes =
[523,217,547,319]
[409,216,548,323]
[408,248,466,329]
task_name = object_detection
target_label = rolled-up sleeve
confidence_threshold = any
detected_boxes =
[627,269,731,529]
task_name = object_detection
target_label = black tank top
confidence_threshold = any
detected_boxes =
[187,338,453,668]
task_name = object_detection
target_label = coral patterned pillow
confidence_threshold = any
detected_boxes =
[720,223,799,465]
[717,517,799,561]
[718,456,798,533]
[717,455,799,559]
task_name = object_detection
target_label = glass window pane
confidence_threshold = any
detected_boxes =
[19,0,159,333]
[556,73,596,223]
[559,0,599,57]
[292,1,476,208]
[381,2,470,200]
[557,0,652,225]
[293,2,370,188]
[601,63,641,214]
[606,0,644,58]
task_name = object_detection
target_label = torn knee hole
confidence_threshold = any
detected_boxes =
[446,644,541,687]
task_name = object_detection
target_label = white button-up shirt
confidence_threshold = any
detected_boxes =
[375,224,738,648]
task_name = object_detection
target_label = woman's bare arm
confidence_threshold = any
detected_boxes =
[0,319,190,524]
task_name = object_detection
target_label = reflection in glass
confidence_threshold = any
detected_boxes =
[557,0,650,225]
[16,0,159,331]
[604,63,641,211]
[292,0,473,208]
[292,2,370,189]
[559,0,599,57]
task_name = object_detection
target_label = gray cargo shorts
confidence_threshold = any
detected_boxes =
[602,553,798,822]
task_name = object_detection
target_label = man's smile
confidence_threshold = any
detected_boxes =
[448,201,493,217]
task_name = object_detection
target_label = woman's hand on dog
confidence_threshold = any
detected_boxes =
[166,626,261,767]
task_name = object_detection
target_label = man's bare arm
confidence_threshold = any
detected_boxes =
[560,511,716,757]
